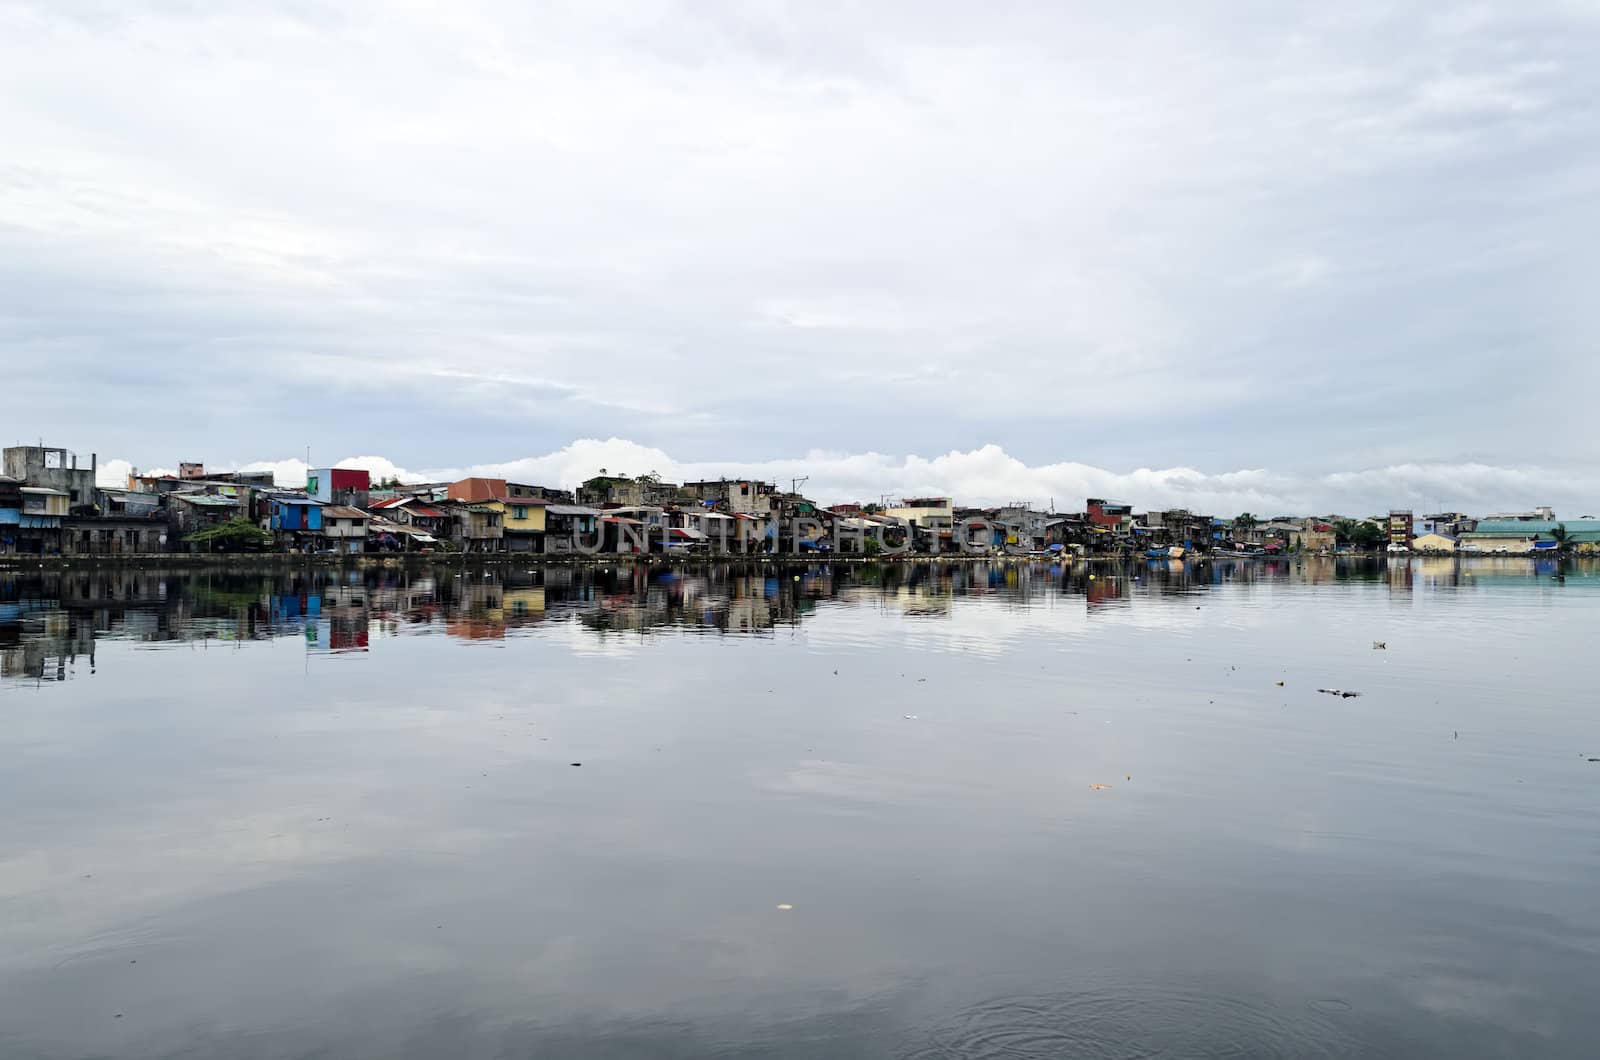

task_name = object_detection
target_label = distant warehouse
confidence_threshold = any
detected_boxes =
[1458,519,1600,554]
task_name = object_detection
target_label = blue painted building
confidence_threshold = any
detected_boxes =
[269,496,324,533]
[0,475,19,555]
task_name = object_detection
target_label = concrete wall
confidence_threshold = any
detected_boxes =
[1461,534,1539,554]
[3,447,97,508]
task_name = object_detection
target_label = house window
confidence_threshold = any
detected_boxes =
[513,506,528,519]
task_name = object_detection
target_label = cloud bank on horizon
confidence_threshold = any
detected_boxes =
[97,439,1600,518]
[6,2,1598,491]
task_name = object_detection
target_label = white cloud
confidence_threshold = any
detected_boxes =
[121,439,1600,518]
[96,459,173,487]
[95,458,134,488]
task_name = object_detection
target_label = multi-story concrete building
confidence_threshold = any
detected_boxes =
[993,505,1051,550]
[680,479,778,517]
[306,468,371,509]
[1387,510,1414,547]
[1484,507,1556,522]
[1086,498,1133,532]
[3,446,97,514]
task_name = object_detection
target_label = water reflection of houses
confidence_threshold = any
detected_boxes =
[574,568,815,635]
[9,557,1589,684]
[0,597,93,681]
[312,582,373,652]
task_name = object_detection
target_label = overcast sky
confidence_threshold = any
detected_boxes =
[3,1,1596,513]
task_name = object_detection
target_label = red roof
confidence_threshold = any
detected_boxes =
[371,497,444,517]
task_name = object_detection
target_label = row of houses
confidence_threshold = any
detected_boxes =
[6,443,1598,557]
[1397,507,1600,555]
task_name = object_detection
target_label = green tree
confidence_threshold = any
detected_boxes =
[187,518,273,552]
[1551,523,1572,554]
[1333,518,1385,549]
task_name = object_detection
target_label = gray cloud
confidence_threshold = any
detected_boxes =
[5,1,1597,491]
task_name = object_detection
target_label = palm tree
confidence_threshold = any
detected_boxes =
[1551,523,1572,553]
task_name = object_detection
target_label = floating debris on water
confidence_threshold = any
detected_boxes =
[1090,783,1112,790]
[1317,688,1362,698]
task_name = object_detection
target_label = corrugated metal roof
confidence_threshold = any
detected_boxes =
[1464,519,1600,540]
[546,504,601,516]
[322,506,369,519]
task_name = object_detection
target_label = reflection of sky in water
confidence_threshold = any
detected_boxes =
[1,559,1598,1059]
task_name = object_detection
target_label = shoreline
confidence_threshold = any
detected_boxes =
[0,549,1489,571]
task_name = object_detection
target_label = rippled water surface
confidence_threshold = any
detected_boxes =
[2,557,1598,1058]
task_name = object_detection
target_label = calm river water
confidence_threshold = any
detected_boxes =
[2,557,1597,1058]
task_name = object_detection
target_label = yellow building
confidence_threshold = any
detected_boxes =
[1411,532,1458,553]
[504,586,546,621]
[498,499,546,553]
[500,499,546,534]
